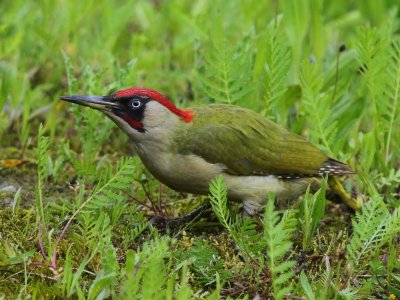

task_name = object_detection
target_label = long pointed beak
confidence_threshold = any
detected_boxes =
[59,95,120,111]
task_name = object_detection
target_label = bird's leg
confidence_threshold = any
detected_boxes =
[174,201,212,223]
[150,201,212,230]
[328,176,361,211]
[242,200,263,216]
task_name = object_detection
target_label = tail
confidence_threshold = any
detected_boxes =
[321,158,361,211]
[318,158,355,176]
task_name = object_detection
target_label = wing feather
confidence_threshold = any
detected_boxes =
[175,104,329,176]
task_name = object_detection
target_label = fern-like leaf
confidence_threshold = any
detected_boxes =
[383,39,400,163]
[263,194,296,299]
[209,176,262,258]
[209,175,231,230]
[263,27,291,122]
[300,59,337,155]
[355,26,389,101]
[85,158,136,210]
[35,124,50,234]
[346,196,390,267]
[119,238,170,299]
[354,25,392,168]
[199,40,253,105]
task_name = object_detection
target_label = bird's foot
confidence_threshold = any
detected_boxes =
[149,202,212,231]
[242,200,263,217]
[149,215,185,230]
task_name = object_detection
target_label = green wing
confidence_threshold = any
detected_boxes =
[174,104,328,176]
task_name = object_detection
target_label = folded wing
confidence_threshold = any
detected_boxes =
[176,104,331,177]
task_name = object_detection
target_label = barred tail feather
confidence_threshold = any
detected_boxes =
[318,158,355,176]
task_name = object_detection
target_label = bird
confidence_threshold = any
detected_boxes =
[60,87,361,216]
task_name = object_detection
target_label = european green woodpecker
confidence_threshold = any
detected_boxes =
[60,87,360,215]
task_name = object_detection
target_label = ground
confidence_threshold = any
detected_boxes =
[1,0,400,299]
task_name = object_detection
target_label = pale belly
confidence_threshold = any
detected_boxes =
[138,151,222,194]
[137,149,320,209]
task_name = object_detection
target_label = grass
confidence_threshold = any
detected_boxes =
[1,0,400,299]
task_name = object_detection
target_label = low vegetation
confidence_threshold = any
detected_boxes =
[1,0,399,298]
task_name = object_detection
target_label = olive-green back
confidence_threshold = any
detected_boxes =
[174,104,327,176]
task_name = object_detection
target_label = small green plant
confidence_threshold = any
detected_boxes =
[209,176,297,298]
[263,194,297,300]
[300,177,327,250]
[175,239,229,286]
[347,196,400,266]
[119,238,221,300]
[62,53,116,178]
[263,26,292,124]
[300,59,337,155]
[199,39,253,106]
[209,175,262,258]
[35,124,50,243]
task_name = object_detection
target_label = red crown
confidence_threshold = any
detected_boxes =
[115,87,194,123]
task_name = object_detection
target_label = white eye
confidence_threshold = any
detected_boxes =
[129,100,142,109]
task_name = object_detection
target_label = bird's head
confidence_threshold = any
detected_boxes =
[60,87,195,141]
